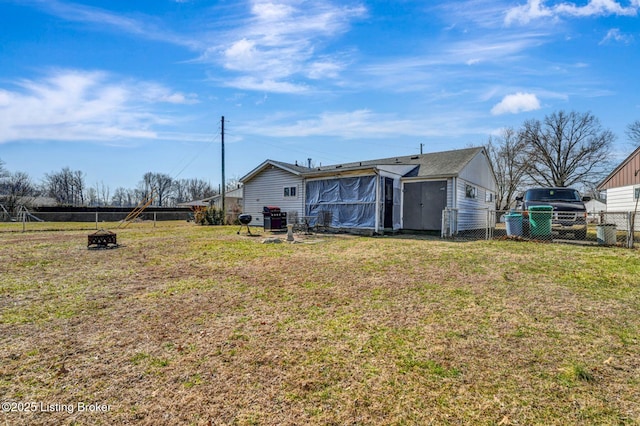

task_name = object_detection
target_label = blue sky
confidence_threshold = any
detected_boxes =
[1,0,639,191]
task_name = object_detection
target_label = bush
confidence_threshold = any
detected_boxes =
[194,207,226,225]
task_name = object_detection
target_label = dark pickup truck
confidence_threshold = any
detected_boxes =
[516,187,591,239]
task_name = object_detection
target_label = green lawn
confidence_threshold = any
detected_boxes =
[0,222,638,425]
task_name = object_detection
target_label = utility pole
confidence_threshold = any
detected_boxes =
[221,116,226,224]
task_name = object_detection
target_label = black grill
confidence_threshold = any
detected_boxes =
[263,206,287,231]
[237,214,252,235]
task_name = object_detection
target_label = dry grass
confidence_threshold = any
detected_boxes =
[1,222,639,425]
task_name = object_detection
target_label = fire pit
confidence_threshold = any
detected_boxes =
[88,229,118,249]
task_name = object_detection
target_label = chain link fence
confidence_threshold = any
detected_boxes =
[0,209,191,233]
[443,208,640,248]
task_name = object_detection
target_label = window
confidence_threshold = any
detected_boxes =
[485,191,494,203]
[465,184,477,199]
[635,186,640,200]
[284,186,297,198]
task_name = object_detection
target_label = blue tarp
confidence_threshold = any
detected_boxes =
[305,176,376,228]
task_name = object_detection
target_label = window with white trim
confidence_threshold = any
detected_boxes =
[465,184,477,199]
[485,191,494,203]
[284,186,297,198]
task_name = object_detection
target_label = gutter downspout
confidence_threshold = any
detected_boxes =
[451,176,458,237]
[452,176,457,210]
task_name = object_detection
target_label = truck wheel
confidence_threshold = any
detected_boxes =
[576,229,587,240]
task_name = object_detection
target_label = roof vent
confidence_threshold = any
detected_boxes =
[411,156,419,159]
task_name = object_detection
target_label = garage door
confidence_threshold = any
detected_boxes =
[403,181,447,230]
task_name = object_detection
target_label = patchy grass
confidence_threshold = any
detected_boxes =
[0,222,639,425]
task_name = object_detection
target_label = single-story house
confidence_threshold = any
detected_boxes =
[210,186,243,223]
[240,147,497,234]
[177,186,244,223]
[597,146,640,212]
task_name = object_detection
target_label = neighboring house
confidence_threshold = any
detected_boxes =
[209,186,243,223]
[177,186,244,223]
[240,147,497,233]
[597,146,640,212]
[584,199,607,214]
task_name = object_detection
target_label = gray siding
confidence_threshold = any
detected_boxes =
[243,167,305,226]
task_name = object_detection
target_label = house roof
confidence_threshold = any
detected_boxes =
[597,146,640,191]
[176,187,244,208]
[209,186,243,200]
[176,200,210,207]
[240,147,486,182]
[240,159,311,182]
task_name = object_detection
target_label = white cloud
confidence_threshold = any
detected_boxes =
[600,28,635,44]
[505,0,639,25]
[224,76,309,94]
[490,92,541,115]
[211,0,366,92]
[307,60,343,79]
[505,0,553,25]
[239,109,485,140]
[32,0,200,49]
[0,69,194,144]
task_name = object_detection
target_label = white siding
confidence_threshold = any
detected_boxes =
[458,151,497,192]
[604,185,639,212]
[242,167,305,226]
[453,151,498,231]
[455,177,494,231]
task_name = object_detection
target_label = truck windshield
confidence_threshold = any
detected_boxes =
[525,188,580,202]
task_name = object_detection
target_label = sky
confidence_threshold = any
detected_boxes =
[1,0,639,192]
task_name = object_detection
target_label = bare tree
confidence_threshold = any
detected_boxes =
[187,178,215,200]
[225,176,241,192]
[42,167,86,206]
[519,111,614,188]
[86,187,99,206]
[1,171,34,213]
[73,170,85,205]
[486,127,529,210]
[0,159,8,180]
[171,179,190,205]
[93,181,111,206]
[627,120,640,147]
[139,172,173,206]
[111,187,129,207]
[153,173,173,207]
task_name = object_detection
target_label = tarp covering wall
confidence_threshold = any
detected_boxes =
[306,176,377,228]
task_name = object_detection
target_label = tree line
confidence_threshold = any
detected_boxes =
[0,163,234,213]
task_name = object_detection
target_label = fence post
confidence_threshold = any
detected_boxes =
[154,212,157,228]
[629,212,635,249]
[95,211,99,230]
